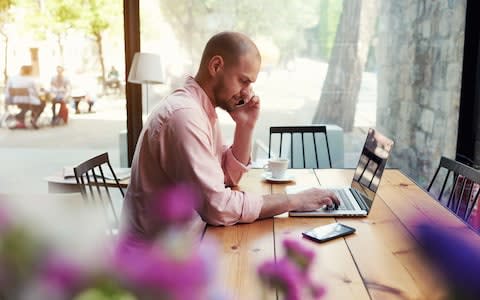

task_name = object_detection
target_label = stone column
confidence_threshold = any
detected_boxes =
[376,0,466,184]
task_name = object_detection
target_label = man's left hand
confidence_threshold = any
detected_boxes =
[230,93,260,128]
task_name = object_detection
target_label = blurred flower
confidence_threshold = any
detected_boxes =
[37,252,86,298]
[0,222,47,298]
[149,183,200,227]
[283,239,315,275]
[258,258,304,300]
[415,222,480,300]
[0,184,227,300]
[258,239,325,300]
[112,235,212,299]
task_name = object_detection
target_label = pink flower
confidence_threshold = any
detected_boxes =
[112,234,213,299]
[309,280,327,299]
[258,258,304,300]
[258,239,326,300]
[283,239,315,274]
[38,253,85,297]
[149,183,200,227]
[414,221,480,299]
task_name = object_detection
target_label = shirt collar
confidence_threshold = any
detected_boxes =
[185,76,217,122]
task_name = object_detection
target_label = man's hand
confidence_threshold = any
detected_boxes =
[288,188,340,211]
[229,90,260,128]
[259,188,340,220]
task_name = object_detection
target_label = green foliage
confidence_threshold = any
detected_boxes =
[0,0,15,12]
[0,225,46,285]
[80,0,122,37]
[0,0,15,32]
[306,0,343,60]
[12,0,82,41]
[73,276,138,300]
[44,0,82,34]
[158,0,322,64]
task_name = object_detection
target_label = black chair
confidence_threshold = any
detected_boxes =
[268,125,332,168]
[74,152,124,234]
[427,156,480,222]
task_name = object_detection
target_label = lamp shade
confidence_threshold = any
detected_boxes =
[127,52,164,84]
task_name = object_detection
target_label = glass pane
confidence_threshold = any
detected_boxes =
[140,0,465,186]
[0,1,127,193]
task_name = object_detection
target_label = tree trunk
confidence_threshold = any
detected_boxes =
[312,0,378,132]
[57,33,64,66]
[95,32,106,87]
[30,47,40,76]
[1,31,7,85]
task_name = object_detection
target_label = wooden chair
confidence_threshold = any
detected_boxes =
[8,87,30,97]
[268,125,332,168]
[427,156,480,222]
[74,152,124,234]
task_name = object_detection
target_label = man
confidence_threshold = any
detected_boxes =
[50,65,71,124]
[121,32,338,239]
[5,65,45,129]
[106,66,120,89]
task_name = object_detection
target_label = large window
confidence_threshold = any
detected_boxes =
[140,0,466,186]
[0,1,126,193]
[0,1,467,193]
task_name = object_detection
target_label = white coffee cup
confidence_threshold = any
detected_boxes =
[266,158,289,179]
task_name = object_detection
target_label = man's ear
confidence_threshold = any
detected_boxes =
[208,55,224,76]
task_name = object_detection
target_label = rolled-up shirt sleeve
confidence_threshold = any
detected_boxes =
[222,146,250,186]
[161,107,262,226]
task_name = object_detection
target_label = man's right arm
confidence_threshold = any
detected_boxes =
[258,188,339,219]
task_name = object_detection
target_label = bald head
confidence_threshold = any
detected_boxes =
[199,31,261,69]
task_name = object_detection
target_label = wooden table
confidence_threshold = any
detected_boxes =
[199,168,480,300]
[45,173,129,193]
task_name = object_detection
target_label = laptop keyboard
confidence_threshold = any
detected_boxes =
[334,189,355,210]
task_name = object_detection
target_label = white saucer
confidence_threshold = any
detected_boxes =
[262,172,295,183]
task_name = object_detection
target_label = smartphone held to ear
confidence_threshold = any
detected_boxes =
[235,91,256,109]
[302,223,356,243]
[235,99,246,108]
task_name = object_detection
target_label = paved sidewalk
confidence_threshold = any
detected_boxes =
[0,97,126,193]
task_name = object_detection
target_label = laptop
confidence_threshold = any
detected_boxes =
[289,128,394,217]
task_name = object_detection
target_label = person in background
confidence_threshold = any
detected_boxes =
[4,65,45,129]
[121,31,339,240]
[50,65,71,124]
[106,66,120,91]
[71,70,97,114]
[73,93,95,114]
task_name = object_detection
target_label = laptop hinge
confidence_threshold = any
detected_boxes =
[351,189,369,211]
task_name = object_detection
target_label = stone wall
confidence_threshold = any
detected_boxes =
[376,0,466,185]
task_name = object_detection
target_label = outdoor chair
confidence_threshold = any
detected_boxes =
[268,125,332,169]
[427,156,480,222]
[74,152,124,235]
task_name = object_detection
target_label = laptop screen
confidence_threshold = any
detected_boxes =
[350,128,394,209]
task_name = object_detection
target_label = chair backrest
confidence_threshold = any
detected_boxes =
[268,125,332,169]
[74,152,124,234]
[427,156,480,222]
[8,87,29,96]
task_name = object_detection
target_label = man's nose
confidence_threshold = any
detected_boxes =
[241,86,252,98]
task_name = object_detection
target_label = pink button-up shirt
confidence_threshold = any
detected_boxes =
[121,77,263,238]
